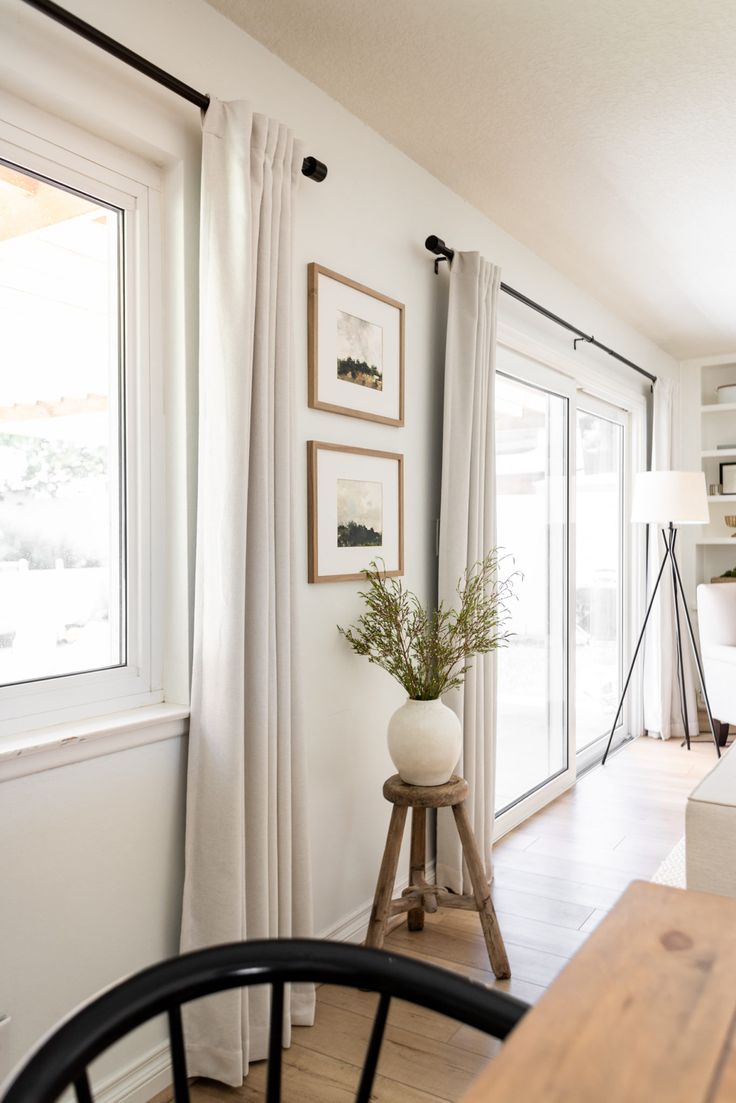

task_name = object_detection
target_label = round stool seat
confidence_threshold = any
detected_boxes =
[382,774,469,808]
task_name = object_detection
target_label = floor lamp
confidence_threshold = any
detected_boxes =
[601,470,721,765]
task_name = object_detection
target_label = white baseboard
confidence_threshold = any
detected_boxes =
[318,862,436,944]
[93,1041,171,1103]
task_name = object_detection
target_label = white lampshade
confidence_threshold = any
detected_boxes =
[631,470,709,525]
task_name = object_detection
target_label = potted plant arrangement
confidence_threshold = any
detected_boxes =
[338,551,514,786]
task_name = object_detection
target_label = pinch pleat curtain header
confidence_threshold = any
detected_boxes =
[180,98,314,1087]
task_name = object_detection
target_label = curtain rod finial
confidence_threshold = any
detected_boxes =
[302,156,327,182]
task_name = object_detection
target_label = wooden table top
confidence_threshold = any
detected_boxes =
[462,880,736,1103]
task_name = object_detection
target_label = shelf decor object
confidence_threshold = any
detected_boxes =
[307,441,403,583]
[717,383,736,404]
[726,516,736,538]
[602,470,722,763]
[308,263,405,425]
[721,461,736,495]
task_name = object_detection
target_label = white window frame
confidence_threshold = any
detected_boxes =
[0,116,164,738]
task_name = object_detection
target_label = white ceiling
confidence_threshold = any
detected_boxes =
[206,0,736,359]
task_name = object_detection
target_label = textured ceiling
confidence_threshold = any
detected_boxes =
[205,0,736,358]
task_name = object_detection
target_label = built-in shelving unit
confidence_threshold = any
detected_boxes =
[693,360,736,584]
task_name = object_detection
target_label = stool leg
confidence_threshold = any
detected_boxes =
[452,802,511,980]
[365,805,408,950]
[408,807,426,932]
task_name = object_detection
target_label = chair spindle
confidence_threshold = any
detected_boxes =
[73,1070,93,1103]
[355,993,391,1103]
[267,982,285,1103]
[168,1005,190,1103]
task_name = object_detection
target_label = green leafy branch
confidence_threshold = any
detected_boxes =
[338,550,517,700]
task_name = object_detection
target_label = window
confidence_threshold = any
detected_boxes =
[0,120,162,737]
[0,163,125,686]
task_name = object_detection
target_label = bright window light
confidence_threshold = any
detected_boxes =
[0,161,125,687]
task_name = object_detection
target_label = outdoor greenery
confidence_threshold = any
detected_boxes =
[337,520,382,547]
[338,550,515,700]
[0,433,106,500]
[0,434,107,568]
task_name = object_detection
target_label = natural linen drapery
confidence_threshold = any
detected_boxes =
[436,251,501,894]
[180,100,314,1086]
[643,377,698,740]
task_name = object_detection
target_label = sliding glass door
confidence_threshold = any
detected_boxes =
[575,398,626,759]
[494,346,633,830]
[495,352,573,821]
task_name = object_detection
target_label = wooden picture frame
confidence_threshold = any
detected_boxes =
[307,441,404,583]
[308,263,405,426]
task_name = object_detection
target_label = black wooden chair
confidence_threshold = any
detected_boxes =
[1,939,529,1103]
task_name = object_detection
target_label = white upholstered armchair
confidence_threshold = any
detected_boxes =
[697,583,736,745]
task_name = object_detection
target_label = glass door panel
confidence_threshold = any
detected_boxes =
[575,404,625,752]
[495,368,569,815]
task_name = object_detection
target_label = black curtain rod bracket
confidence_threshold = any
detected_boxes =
[20,0,328,182]
[425,234,656,385]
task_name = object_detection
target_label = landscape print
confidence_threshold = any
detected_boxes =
[337,478,383,547]
[336,309,383,391]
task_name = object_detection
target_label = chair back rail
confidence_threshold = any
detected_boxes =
[2,939,529,1103]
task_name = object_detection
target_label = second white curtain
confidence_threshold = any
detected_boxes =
[436,251,501,893]
[643,377,698,739]
[180,99,314,1087]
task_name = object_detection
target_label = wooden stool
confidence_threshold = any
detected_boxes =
[365,774,511,980]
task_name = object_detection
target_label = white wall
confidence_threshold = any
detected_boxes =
[0,737,187,1090]
[0,0,680,1091]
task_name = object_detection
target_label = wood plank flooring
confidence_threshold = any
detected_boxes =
[190,737,717,1103]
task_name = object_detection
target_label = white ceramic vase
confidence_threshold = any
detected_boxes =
[387,698,462,786]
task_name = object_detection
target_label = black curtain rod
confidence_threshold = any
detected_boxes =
[19,0,328,182]
[425,235,656,385]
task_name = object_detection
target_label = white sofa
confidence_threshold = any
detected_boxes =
[697,583,736,745]
[686,585,736,897]
[687,742,736,898]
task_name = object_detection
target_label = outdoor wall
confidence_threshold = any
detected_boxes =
[0,0,680,1094]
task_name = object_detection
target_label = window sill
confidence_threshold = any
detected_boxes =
[0,703,190,782]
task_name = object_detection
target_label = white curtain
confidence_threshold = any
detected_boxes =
[180,99,314,1086]
[436,252,501,893]
[643,377,698,739]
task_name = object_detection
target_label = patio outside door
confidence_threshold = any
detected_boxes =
[575,396,627,766]
[494,348,574,831]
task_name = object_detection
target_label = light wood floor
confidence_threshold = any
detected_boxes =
[191,736,718,1103]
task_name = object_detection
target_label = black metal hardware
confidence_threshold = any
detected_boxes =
[19,0,328,183]
[425,234,657,384]
[601,522,721,765]
[73,1072,93,1103]
[1,939,529,1103]
[355,992,391,1103]
[167,1006,190,1103]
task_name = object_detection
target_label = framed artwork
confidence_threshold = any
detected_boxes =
[307,441,404,583]
[721,461,736,495]
[308,263,404,426]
